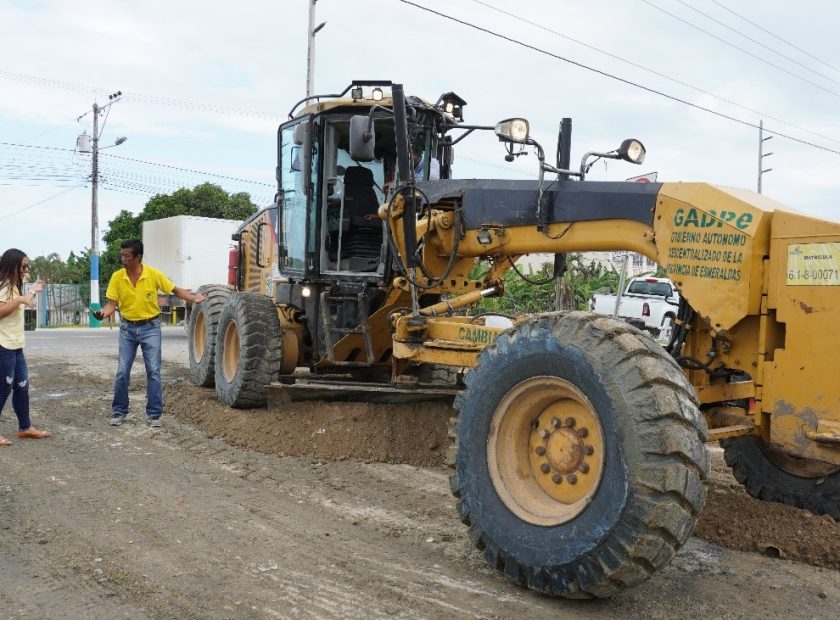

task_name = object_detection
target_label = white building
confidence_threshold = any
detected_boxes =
[517,251,658,277]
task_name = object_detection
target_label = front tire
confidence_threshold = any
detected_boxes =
[721,436,840,519]
[452,312,709,598]
[188,284,232,387]
[215,292,282,408]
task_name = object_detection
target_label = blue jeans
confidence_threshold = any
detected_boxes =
[0,345,32,431]
[112,319,163,419]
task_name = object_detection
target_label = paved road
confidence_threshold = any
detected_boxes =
[26,325,190,369]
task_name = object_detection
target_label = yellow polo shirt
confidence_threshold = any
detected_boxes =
[0,284,24,349]
[106,265,174,321]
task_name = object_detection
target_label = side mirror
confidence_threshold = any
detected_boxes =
[349,115,376,162]
[617,138,646,165]
[494,118,530,144]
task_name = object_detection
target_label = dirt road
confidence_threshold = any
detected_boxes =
[0,327,838,619]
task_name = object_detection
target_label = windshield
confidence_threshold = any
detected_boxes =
[627,280,673,296]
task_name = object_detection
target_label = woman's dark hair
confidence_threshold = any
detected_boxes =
[120,239,144,258]
[0,248,27,297]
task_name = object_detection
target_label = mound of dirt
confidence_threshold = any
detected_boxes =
[164,382,455,467]
[695,453,840,570]
[164,380,840,572]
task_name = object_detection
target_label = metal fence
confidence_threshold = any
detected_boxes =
[24,283,90,327]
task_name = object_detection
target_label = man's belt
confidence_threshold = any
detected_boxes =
[122,315,160,326]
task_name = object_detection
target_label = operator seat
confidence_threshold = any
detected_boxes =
[340,166,383,270]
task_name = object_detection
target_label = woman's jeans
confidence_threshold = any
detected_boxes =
[0,345,32,431]
[112,319,163,419]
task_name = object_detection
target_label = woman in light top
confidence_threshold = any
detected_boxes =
[0,248,51,445]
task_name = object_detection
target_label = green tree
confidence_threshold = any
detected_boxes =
[64,250,91,284]
[476,254,620,315]
[28,252,67,284]
[97,183,259,302]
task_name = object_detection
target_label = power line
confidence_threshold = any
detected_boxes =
[469,0,840,147]
[672,0,840,88]
[0,70,283,120]
[709,0,840,75]
[639,0,840,101]
[0,185,85,221]
[100,152,275,187]
[397,0,840,157]
[1,141,274,189]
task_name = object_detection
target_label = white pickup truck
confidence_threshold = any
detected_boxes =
[590,276,680,341]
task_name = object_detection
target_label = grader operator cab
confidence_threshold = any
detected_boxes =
[188,81,840,598]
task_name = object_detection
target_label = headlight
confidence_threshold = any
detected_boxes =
[618,138,646,164]
[494,118,530,143]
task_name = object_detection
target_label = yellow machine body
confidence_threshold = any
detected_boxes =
[387,182,840,466]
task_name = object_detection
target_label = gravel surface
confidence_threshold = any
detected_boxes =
[0,326,837,618]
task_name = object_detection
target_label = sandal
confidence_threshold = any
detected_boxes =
[0,435,11,446]
[17,427,52,439]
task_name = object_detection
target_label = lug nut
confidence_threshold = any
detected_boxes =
[550,417,560,428]
[539,429,550,439]
[585,445,595,455]
[535,446,546,456]
[567,474,578,485]
[565,417,576,427]
[578,427,589,438]
[552,474,563,484]
[579,463,590,474]
[531,419,540,429]
[540,463,551,474]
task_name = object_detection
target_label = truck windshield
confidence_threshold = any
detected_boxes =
[627,281,672,296]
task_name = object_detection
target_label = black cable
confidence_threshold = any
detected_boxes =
[673,0,840,87]
[709,0,840,74]
[469,0,840,147]
[675,355,729,378]
[641,0,840,101]
[505,256,556,286]
[384,186,462,290]
[397,0,840,156]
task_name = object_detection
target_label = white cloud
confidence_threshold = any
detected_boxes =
[1,0,839,262]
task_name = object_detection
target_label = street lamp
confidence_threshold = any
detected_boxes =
[305,0,326,97]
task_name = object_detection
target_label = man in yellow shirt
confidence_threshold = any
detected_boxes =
[94,240,205,428]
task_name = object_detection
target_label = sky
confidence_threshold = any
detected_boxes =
[1,0,839,261]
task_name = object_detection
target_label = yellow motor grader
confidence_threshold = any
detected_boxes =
[188,81,840,598]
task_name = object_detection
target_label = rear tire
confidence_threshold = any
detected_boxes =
[188,285,232,387]
[721,436,840,519]
[452,312,709,598]
[215,292,282,408]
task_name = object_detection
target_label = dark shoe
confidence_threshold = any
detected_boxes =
[148,417,162,428]
[110,412,129,426]
[18,427,52,439]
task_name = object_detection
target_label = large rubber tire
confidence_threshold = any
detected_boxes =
[451,312,709,598]
[188,284,232,387]
[720,436,840,519]
[215,292,282,408]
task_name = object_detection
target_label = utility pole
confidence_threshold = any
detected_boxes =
[757,120,773,194]
[305,0,326,97]
[90,101,101,326]
[613,253,629,318]
[78,91,125,327]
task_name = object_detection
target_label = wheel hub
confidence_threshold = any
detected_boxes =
[488,376,606,526]
[192,311,206,361]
